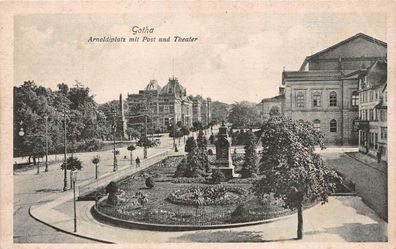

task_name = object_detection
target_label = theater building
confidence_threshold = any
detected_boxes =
[281,33,386,145]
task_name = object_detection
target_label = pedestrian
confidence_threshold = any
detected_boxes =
[136,156,140,168]
[377,146,382,163]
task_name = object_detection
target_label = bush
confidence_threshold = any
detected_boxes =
[211,170,225,184]
[231,204,248,218]
[174,158,187,177]
[106,181,119,195]
[60,156,83,171]
[145,177,154,189]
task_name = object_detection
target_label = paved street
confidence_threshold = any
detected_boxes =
[321,152,387,220]
[13,134,176,243]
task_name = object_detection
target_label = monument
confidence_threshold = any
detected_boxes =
[214,121,236,179]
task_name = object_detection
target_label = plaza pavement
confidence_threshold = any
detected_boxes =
[16,139,388,243]
[30,194,387,243]
[28,146,387,243]
[13,134,178,243]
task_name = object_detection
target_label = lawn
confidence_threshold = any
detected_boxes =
[97,156,310,225]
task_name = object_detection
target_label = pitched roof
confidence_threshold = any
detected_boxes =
[299,33,387,71]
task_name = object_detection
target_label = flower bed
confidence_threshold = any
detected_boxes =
[95,155,306,226]
[166,185,248,206]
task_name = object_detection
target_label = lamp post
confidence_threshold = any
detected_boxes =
[71,170,78,232]
[44,115,49,172]
[63,108,68,191]
[112,111,118,172]
[18,119,49,175]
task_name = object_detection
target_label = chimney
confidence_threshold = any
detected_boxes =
[279,87,285,95]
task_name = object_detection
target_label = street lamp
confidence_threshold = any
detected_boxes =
[112,111,118,171]
[60,108,69,191]
[18,120,48,175]
[71,170,78,232]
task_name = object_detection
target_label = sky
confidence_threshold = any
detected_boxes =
[14,12,387,104]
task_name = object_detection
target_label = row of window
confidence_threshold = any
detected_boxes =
[296,91,359,108]
[312,119,337,133]
[360,89,380,104]
[359,109,387,122]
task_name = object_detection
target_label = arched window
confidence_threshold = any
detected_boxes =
[296,92,304,107]
[330,119,337,132]
[329,91,337,107]
[351,91,359,107]
[313,119,320,131]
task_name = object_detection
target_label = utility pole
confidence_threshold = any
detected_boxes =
[44,115,49,172]
[63,109,68,191]
[112,115,117,172]
[144,115,147,159]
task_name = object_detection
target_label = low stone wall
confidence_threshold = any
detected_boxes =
[91,199,294,232]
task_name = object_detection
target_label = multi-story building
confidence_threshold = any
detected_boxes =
[201,97,212,126]
[281,33,387,145]
[126,77,209,133]
[357,60,387,162]
[192,96,202,123]
[257,87,285,120]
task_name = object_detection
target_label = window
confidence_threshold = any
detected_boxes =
[329,91,337,107]
[313,119,320,131]
[351,91,359,107]
[375,133,378,150]
[164,105,169,113]
[369,109,373,121]
[381,127,387,140]
[312,93,321,107]
[296,92,305,107]
[330,119,337,132]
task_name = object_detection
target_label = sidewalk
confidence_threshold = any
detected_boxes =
[30,195,387,243]
[345,152,387,174]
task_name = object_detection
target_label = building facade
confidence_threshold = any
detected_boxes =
[257,87,285,120]
[281,33,387,145]
[126,77,210,132]
[357,60,387,162]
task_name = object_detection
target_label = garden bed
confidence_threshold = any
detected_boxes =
[96,156,314,226]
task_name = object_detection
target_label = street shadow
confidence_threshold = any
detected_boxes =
[35,188,63,193]
[305,223,387,242]
[336,196,387,222]
[171,230,298,243]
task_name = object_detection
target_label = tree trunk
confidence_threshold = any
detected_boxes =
[297,203,303,239]
[33,156,36,165]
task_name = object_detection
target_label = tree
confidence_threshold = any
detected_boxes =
[211,101,230,124]
[253,116,339,239]
[240,130,258,178]
[192,121,203,131]
[91,156,100,179]
[185,137,197,153]
[61,156,83,171]
[227,101,260,128]
[126,128,141,141]
[106,181,119,206]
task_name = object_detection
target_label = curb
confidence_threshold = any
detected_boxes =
[91,200,318,232]
[29,205,114,244]
[344,152,386,174]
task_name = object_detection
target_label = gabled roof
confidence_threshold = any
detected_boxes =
[299,33,387,71]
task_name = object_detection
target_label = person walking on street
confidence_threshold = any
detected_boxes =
[377,146,383,163]
[136,157,141,168]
